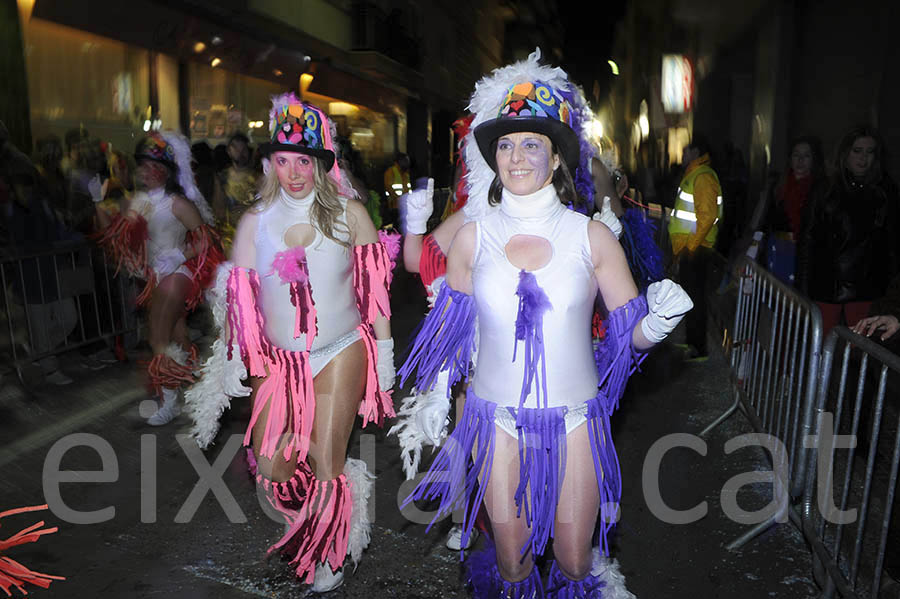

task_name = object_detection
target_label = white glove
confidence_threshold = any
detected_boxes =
[376,338,396,392]
[592,196,623,239]
[153,248,186,278]
[404,178,434,235]
[640,279,694,344]
[223,349,250,398]
[415,389,450,446]
[89,174,108,204]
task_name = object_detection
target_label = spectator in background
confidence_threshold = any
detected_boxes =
[61,127,87,178]
[799,125,900,335]
[67,137,108,235]
[852,272,900,353]
[1,124,76,384]
[383,152,410,225]
[33,135,69,237]
[212,133,256,249]
[764,136,824,285]
[668,134,722,361]
[191,141,215,208]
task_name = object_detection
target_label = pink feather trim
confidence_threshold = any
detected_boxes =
[270,246,310,285]
[270,248,317,349]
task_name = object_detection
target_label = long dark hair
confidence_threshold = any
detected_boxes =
[486,140,579,207]
[835,125,885,188]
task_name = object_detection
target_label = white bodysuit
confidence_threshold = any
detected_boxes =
[132,188,192,280]
[471,186,599,433]
[254,189,361,374]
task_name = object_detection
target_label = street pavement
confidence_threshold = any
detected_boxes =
[0,268,819,598]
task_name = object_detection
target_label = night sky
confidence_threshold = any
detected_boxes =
[557,0,627,101]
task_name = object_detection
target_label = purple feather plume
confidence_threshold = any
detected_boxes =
[556,85,595,214]
[513,270,552,409]
[621,207,665,290]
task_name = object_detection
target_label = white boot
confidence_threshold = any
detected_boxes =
[147,387,181,426]
[311,563,344,593]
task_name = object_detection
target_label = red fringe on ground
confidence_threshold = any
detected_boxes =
[184,225,225,311]
[0,505,64,596]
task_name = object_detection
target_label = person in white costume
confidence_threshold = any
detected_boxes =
[184,95,396,593]
[399,50,693,598]
[95,130,222,426]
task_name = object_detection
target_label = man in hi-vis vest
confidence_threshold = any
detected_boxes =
[668,135,722,361]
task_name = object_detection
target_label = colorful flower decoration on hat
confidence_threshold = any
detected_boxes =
[496,81,573,128]
[135,132,176,167]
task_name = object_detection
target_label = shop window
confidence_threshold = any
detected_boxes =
[21,17,150,151]
[187,61,283,148]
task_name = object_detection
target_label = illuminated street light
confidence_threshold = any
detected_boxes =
[210,57,222,68]
[608,60,619,76]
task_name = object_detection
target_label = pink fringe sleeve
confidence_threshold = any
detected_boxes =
[225,267,269,377]
[352,241,393,324]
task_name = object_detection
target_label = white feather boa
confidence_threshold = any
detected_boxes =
[344,457,375,566]
[159,130,215,225]
[592,549,637,598]
[184,262,249,448]
[388,379,449,481]
[463,47,580,223]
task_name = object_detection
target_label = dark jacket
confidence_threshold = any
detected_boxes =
[799,175,900,303]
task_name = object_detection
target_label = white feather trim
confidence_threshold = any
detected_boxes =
[463,48,572,222]
[591,549,636,598]
[344,457,375,566]
[164,342,190,366]
[184,262,249,449]
[159,130,215,225]
[387,388,446,481]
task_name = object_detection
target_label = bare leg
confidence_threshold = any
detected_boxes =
[479,426,535,583]
[250,340,366,483]
[148,273,190,356]
[307,340,367,480]
[552,423,600,580]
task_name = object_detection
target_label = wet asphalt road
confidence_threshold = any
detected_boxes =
[0,268,819,598]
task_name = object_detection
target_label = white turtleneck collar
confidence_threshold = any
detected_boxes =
[279,187,315,212]
[146,186,166,202]
[500,184,563,220]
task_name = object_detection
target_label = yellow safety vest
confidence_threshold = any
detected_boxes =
[668,164,723,246]
[384,165,411,203]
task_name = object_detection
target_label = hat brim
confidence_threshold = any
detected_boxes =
[474,116,580,174]
[134,154,176,171]
[259,143,335,172]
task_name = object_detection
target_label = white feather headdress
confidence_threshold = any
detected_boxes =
[462,48,596,221]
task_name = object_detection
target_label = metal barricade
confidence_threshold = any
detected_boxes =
[0,241,138,385]
[701,256,824,549]
[801,327,900,599]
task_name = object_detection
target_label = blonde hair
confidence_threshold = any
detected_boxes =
[256,157,351,248]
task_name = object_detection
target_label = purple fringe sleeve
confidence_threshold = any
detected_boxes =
[596,295,649,414]
[398,281,477,397]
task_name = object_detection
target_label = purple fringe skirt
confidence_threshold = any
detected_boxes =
[402,388,623,560]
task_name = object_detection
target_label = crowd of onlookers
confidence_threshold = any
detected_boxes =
[622,125,900,355]
[0,121,414,386]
